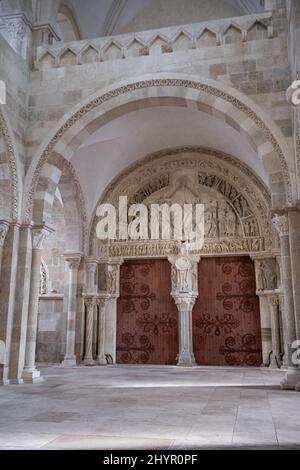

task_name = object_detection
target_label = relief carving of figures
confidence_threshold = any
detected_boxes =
[257,261,277,291]
[218,202,237,237]
[106,266,117,294]
[173,242,193,293]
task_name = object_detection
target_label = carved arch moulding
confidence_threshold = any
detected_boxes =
[89,147,276,259]
[23,75,294,224]
[0,109,20,221]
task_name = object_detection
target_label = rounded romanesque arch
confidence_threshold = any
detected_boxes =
[0,107,21,221]
[88,147,275,258]
[32,152,87,253]
[23,73,295,229]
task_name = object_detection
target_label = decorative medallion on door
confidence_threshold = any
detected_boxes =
[117,259,178,364]
[193,256,262,366]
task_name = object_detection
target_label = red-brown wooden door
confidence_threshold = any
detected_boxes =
[117,259,178,365]
[193,256,262,366]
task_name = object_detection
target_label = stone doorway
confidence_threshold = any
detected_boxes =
[116,259,178,365]
[193,256,262,366]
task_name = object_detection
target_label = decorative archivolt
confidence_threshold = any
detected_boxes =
[89,147,274,258]
[0,109,19,220]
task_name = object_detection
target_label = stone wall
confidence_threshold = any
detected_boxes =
[26,7,292,169]
[36,295,64,363]
[0,34,29,172]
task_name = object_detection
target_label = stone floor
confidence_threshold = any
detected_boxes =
[0,365,300,449]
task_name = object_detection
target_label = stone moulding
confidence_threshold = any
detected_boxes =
[36,12,273,69]
[0,110,19,220]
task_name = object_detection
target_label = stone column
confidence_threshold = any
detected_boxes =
[99,258,123,364]
[96,296,109,365]
[272,214,300,389]
[169,244,199,367]
[83,296,96,365]
[173,294,197,366]
[61,253,82,367]
[268,294,281,369]
[257,294,272,366]
[0,223,21,385]
[278,294,289,368]
[23,225,53,383]
[0,220,10,276]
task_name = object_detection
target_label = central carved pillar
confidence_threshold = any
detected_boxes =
[23,225,53,383]
[61,253,82,367]
[272,214,300,389]
[169,243,199,367]
[173,294,197,366]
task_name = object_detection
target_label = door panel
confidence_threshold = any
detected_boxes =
[193,256,262,366]
[117,259,178,365]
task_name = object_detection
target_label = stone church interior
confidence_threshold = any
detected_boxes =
[0,0,300,451]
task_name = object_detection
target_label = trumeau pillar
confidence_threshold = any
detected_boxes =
[61,253,82,368]
[169,244,199,367]
[23,225,54,383]
[272,214,300,389]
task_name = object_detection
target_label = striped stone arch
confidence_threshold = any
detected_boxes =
[32,152,87,252]
[23,73,295,230]
[0,107,21,221]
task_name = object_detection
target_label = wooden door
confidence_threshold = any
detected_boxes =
[117,259,178,364]
[193,256,262,366]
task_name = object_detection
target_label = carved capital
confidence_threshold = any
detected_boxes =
[83,296,97,311]
[272,214,289,237]
[64,252,82,270]
[268,294,279,309]
[0,220,10,247]
[86,262,97,274]
[173,294,197,312]
[32,225,54,250]
[96,295,110,310]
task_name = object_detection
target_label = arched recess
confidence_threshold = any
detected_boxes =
[23,73,295,228]
[32,152,87,253]
[88,146,275,258]
[0,106,21,221]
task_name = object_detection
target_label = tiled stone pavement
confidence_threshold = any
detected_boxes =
[0,365,300,449]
